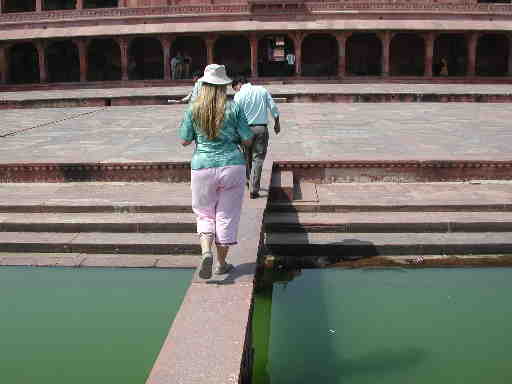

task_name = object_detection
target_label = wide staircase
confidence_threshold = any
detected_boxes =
[0,182,200,268]
[264,181,512,267]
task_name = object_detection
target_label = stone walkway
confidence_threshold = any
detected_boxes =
[2,83,512,101]
[1,103,512,163]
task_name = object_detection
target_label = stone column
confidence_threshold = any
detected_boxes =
[205,35,216,65]
[0,45,8,84]
[293,32,304,77]
[36,0,43,12]
[249,33,258,78]
[467,32,479,77]
[424,32,435,77]
[74,39,88,82]
[76,0,84,10]
[160,36,174,81]
[118,37,130,81]
[380,31,391,77]
[36,41,47,83]
[336,32,350,78]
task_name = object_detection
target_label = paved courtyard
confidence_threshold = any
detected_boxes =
[1,102,512,163]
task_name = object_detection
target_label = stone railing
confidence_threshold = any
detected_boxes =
[0,1,511,24]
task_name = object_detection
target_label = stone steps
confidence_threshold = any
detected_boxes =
[265,211,512,233]
[0,212,196,232]
[0,182,200,267]
[266,232,512,257]
[0,232,200,254]
[264,182,512,261]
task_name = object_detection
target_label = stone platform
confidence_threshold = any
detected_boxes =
[2,83,512,109]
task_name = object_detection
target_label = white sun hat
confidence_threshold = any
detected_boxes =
[199,64,232,85]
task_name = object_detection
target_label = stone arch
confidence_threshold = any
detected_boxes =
[43,0,76,10]
[84,0,118,8]
[257,35,295,77]
[87,39,121,81]
[214,35,251,77]
[3,0,35,12]
[171,36,207,79]
[8,42,39,84]
[433,34,468,76]
[346,33,382,76]
[46,40,80,82]
[301,34,338,77]
[129,37,163,80]
[390,33,425,76]
[476,33,509,76]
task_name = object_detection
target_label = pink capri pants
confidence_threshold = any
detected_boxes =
[191,165,246,246]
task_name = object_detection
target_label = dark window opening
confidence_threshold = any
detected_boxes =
[3,0,36,13]
[43,0,76,11]
[84,0,118,8]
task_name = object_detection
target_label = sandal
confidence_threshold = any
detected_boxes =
[215,263,234,275]
[198,251,213,279]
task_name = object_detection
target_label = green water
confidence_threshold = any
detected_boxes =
[253,268,512,384]
[0,267,193,384]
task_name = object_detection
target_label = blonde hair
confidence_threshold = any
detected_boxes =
[192,83,227,140]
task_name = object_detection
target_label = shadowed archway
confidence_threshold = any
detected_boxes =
[3,0,35,12]
[47,41,80,82]
[87,39,121,81]
[129,37,163,80]
[8,43,39,84]
[302,34,338,77]
[258,35,295,77]
[476,33,509,76]
[214,35,251,77]
[390,33,425,76]
[43,0,76,10]
[346,33,382,76]
[171,36,207,79]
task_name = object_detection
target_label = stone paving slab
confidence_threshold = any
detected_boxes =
[0,253,199,268]
[3,84,512,102]
[265,211,512,232]
[266,231,512,255]
[146,283,253,384]
[2,103,512,164]
[315,182,512,207]
[0,182,192,211]
[0,212,196,232]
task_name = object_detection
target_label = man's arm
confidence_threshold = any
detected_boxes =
[266,91,280,134]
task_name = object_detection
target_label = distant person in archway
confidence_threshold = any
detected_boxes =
[232,76,280,199]
[171,51,183,80]
[179,64,254,279]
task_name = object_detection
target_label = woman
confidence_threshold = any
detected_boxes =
[179,64,253,279]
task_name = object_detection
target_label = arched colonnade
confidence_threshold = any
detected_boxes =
[0,31,511,84]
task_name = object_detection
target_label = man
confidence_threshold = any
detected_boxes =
[168,70,202,104]
[170,51,183,80]
[232,76,280,199]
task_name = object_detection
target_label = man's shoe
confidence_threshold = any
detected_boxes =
[198,252,213,279]
[250,192,259,199]
[215,263,234,275]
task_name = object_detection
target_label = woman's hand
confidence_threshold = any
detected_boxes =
[181,140,192,146]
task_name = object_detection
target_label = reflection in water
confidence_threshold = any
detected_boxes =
[252,268,512,384]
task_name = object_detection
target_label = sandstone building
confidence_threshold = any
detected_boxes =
[0,0,511,87]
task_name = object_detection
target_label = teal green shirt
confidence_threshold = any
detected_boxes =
[179,101,254,170]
